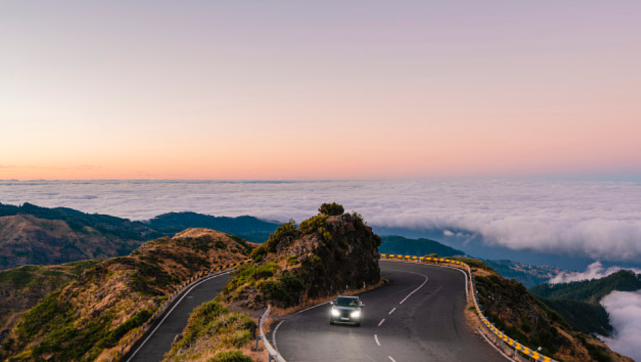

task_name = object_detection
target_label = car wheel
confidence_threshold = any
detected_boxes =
[355,322,361,327]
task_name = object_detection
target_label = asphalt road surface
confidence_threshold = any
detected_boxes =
[124,271,232,362]
[273,260,506,362]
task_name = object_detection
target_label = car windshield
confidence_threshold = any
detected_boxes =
[335,297,359,307]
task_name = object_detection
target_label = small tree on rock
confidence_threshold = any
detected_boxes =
[318,203,344,216]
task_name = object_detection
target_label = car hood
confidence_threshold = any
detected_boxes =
[332,305,360,311]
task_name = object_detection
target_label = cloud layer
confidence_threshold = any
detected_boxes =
[601,290,641,361]
[550,262,641,284]
[1,179,640,263]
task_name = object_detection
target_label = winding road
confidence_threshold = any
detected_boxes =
[123,271,232,362]
[272,260,506,362]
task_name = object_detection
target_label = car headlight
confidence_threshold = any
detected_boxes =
[351,310,361,318]
[331,309,340,317]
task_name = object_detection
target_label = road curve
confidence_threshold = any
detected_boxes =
[124,272,232,362]
[273,260,506,362]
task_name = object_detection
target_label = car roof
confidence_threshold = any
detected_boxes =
[337,295,359,299]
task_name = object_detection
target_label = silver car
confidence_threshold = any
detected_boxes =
[329,295,365,326]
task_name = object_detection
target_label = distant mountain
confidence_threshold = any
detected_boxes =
[145,211,279,243]
[0,203,280,271]
[482,259,564,288]
[0,203,160,271]
[529,270,641,336]
[379,235,464,257]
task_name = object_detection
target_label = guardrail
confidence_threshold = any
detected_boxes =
[106,259,252,362]
[380,254,558,362]
[259,306,287,362]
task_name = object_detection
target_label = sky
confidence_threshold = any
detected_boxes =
[1,1,641,180]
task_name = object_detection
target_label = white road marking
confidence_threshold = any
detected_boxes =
[389,307,396,315]
[272,320,285,351]
[374,334,381,346]
[378,319,386,327]
[399,272,428,305]
[125,271,231,362]
[388,356,397,362]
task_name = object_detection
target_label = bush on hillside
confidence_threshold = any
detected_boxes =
[264,220,298,252]
[318,203,344,216]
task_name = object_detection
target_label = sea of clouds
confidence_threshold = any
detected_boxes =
[2,179,640,263]
[550,262,641,284]
[2,178,641,354]
[601,290,641,361]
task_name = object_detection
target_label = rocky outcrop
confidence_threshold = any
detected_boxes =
[222,205,381,309]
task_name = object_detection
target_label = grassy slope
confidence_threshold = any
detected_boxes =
[162,301,256,362]
[0,260,102,345]
[0,229,251,362]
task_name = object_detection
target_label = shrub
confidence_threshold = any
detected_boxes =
[98,309,152,348]
[299,215,327,234]
[265,220,297,252]
[250,244,267,262]
[208,351,253,362]
[318,203,344,216]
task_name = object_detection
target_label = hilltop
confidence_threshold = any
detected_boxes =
[0,203,158,270]
[0,229,251,362]
[469,261,633,362]
[221,203,381,310]
[0,202,276,271]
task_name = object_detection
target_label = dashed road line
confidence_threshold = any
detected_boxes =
[388,356,397,362]
[389,307,396,315]
[374,334,381,346]
[378,319,386,327]
[399,272,428,305]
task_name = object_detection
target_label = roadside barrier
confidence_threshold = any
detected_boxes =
[380,254,558,362]
[106,259,251,362]
[259,306,287,362]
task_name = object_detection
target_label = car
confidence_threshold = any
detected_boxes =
[329,295,365,326]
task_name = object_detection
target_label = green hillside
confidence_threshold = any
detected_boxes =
[529,270,641,337]
[379,235,464,257]
[530,270,641,304]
